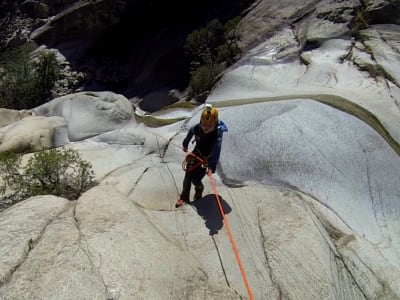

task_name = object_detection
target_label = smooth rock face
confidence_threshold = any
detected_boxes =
[0,115,68,153]
[0,108,33,128]
[209,37,400,143]
[299,0,361,42]
[361,24,400,87]
[218,100,400,259]
[33,91,134,141]
[0,196,70,286]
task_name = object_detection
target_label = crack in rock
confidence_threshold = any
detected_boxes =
[0,204,68,287]
[72,201,112,299]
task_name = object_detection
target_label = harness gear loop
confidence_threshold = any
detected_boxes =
[182,152,206,172]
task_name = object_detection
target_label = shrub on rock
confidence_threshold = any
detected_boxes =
[0,148,97,209]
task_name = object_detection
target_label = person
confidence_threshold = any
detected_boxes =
[176,104,228,207]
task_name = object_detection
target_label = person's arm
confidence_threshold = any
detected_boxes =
[182,125,196,151]
[208,132,223,173]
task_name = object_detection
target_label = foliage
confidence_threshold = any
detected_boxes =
[223,16,241,41]
[184,17,241,100]
[32,51,60,104]
[0,46,60,109]
[185,27,213,66]
[189,63,223,98]
[0,0,17,18]
[0,152,21,196]
[0,148,97,206]
[353,8,369,34]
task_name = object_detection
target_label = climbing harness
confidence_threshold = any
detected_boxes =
[182,152,206,172]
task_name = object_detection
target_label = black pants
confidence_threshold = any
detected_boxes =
[180,165,206,202]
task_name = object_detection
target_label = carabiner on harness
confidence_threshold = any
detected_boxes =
[182,152,204,172]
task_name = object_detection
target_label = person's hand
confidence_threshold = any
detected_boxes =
[206,165,216,175]
[183,147,188,152]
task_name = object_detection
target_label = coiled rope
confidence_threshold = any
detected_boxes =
[182,152,204,172]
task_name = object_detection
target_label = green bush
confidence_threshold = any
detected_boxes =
[184,17,241,100]
[351,7,370,38]
[0,46,59,109]
[31,51,59,104]
[223,16,241,41]
[0,152,21,196]
[0,148,97,208]
[355,9,369,31]
[188,63,223,99]
[184,27,213,66]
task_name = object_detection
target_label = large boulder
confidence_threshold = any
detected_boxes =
[0,116,67,153]
[236,0,360,51]
[298,0,360,42]
[0,108,33,128]
[360,24,400,87]
[33,91,134,141]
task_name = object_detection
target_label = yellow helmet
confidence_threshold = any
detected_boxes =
[200,104,218,127]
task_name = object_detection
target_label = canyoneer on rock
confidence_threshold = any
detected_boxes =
[176,104,228,208]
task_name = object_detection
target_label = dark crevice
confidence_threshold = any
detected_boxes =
[35,0,256,102]
[127,167,149,197]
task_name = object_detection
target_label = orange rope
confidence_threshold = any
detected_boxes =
[207,172,254,300]
[148,128,254,299]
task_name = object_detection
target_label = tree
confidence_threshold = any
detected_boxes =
[32,51,59,106]
[184,17,242,101]
[0,148,97,209]
[0,47,59,109]
[188,63,223,99]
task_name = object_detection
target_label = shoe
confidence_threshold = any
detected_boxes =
[175,199,189,208]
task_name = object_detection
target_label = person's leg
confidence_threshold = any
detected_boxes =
[192,167,206,201]
[180,172,192,203]
[179,154,200,203]
[194,185,204,200]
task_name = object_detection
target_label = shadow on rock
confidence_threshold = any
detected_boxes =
[191,194,232,236]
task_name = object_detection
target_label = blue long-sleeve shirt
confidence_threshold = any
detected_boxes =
[182,120,228,171]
